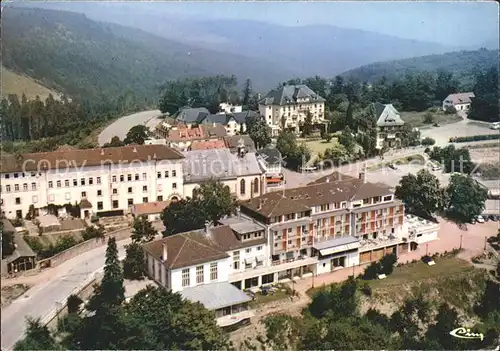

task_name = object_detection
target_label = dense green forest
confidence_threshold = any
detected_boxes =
[2,7,290,101]
[341,48,498,87]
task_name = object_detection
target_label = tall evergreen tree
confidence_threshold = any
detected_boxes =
[87,237,125,311]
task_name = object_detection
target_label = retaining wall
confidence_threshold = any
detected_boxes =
[38,228,131,269]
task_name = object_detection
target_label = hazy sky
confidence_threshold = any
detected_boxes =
[132,1,498,46]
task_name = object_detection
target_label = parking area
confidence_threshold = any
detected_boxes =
[420,119,495,146]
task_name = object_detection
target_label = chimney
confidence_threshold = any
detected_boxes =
[133,147,137,153]
[162,243,167,262]
[100,149,104,156]
[359,164,366,183]
[237,206,241,219]
[257,198,262,210]
[326,177,330,183]
[205,221,212,235]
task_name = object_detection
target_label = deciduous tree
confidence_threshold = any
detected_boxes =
[124,125,148,145]
[131,216,157,243]
[395,169,444,218]
[445,174,487,223]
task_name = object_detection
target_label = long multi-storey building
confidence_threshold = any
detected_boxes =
[142,170,439,301]
[0,145,185,219]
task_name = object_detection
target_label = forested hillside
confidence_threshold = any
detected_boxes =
[342,48,498,87]
[1,7,291,104]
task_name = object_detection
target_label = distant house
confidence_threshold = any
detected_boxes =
[1,219,36,275]
[259,85,326,136]
[219,102,243,114]
[166,124,227,151]
[373,103,405,150]
[442,92,475,111]
[167,107,258,136]
[223,135,256,154]
[131,201,172,221]
[256,147,284,188]
[198,111,259,136]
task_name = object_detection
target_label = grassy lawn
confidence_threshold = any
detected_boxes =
[248,286,292,307]
[367,256,474,289]
[304,138,339,155]
[400,109,462,128]
[1,66,61,100]
[307,256,476,298]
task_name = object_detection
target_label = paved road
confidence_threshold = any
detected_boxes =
[98,110,162,146]
[0,223,163,350]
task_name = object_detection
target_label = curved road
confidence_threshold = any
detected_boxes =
[98,109,162,146]
[0,238,131,350]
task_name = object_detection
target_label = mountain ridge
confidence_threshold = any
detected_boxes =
[8,2,461,77]
[340,48,499,86]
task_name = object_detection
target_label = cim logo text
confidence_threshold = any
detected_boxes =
[449,327,484,341]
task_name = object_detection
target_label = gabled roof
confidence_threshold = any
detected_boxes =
[374,103,405,127]
[308,172,357,185]
[198,111,259,126]
[444,92,475,105]
[223,135,256,152]
[209,225,266,251]
[5,234,36,264]
[257,147,282,165]
[132,201,171,216]
[142,230,229,269]
[259,85,326,106]
[175,107,210,124]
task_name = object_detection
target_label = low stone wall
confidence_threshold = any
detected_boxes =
[44,273,100,328]
[38,228,131,269]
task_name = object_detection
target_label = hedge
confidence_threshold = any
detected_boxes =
[450,134,500,143]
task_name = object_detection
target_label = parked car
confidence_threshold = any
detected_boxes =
[476,215,485,223]
[433,122,440,127]
[388,163,397,170]
[488,215,498,221]
[470,218,477,224]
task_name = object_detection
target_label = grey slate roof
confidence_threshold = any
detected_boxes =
[198,111,259,126]
[257,147,282,165]
[175,107,210,124]
[183,148,263,183]
[313,235,360,251]
[259,85,326,106]
[180,282,251,310]
[374,103,405,127]
[5,234,36,264]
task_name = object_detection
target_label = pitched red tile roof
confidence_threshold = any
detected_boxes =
[142,230,229,269]
[132,201,171,216]
[1,145,184,173]
[241,175,393,218]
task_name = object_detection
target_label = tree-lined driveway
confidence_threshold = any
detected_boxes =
[98,110,162,146]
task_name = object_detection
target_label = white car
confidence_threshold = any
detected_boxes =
[476,215,485,223]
